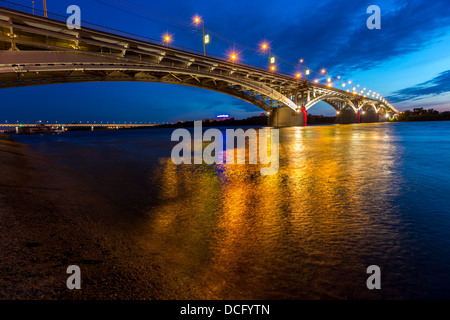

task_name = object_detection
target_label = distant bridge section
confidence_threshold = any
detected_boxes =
[0,3,398,126]
[0,122,158,132]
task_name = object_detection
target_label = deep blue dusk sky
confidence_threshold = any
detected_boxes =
[2,0,450,123]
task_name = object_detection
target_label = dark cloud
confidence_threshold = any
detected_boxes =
[387,70,450,102]
[270,0,450,75]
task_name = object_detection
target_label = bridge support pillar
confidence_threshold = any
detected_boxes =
[268,106,306,127]
[360,109,379,123]
[91,126,94,131]
[336,109,360,124]
[15,126,19,134]
[379,111,390,122]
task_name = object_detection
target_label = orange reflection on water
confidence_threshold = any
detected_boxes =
[137,124,402,299]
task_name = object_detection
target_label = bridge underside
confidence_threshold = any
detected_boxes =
[0,6,397,127]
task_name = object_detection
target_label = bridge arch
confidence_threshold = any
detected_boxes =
[305,94,358,112]
[359,101,380,112]
[0,51,300,113]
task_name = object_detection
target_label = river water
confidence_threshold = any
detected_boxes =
[13,121,450,299]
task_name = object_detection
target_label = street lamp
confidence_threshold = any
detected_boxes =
[260,41,275,71]
[230,53,238,63]
[162,33,172,46]
[299,58,308,80]
[193,15,208,56]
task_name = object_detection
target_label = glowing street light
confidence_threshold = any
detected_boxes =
[260,41,274,71]
[230,53,238,63]
[296,73,301,79]
[162,33,172,46]
[193,15,208,56]
[299,58,308,80]
[270,65,276,72]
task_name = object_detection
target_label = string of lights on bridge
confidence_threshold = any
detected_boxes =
[16,0,394,112]
[162,15,392,110]
[87,0,394,110]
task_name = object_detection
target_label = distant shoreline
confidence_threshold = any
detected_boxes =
[2,111,449,133]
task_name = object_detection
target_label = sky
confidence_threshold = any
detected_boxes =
[1,0,450,123]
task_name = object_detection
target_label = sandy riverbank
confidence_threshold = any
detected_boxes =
[0,135,199,300]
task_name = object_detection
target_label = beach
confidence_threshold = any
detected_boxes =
[0,135,199,300]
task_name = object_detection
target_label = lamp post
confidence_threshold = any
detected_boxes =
[321,69,327,84]
[261,42,275,71]
[43,0,47,18]
[299,58,308,80]
[194,16,208,56]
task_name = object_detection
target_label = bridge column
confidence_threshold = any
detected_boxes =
[336,109,360,124]
[378,109,392,122]
[91,126,94,131]
[360,109,379,123]
[15,126,19,134]
[268,106,305,127]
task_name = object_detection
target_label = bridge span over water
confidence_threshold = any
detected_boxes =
[0,2,398,126]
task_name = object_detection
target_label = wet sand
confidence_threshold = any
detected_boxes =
[0,135,199,300]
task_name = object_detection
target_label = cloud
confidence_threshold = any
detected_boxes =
[270,0,450,75]
[387,70,450,103]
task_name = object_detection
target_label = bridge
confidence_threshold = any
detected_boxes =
[0,122,157,132]
[0,2,398,127]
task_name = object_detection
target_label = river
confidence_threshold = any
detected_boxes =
[9,121,450,299]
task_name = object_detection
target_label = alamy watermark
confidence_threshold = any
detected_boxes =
[171,121,279,175]
[366,265,381,289]
[66,5,81,30]
[367,5,381,29]
[66,265,81,289]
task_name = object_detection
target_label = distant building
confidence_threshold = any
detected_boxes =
[203,114,235,122]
